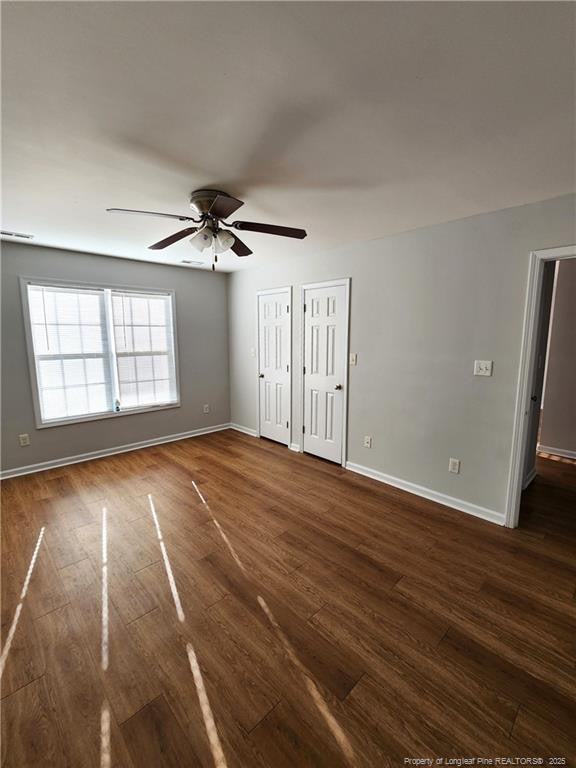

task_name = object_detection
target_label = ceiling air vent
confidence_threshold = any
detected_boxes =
[1,230,34,239]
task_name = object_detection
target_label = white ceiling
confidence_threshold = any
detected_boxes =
[2,2,574,271]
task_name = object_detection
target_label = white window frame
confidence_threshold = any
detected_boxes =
[20,276,181,429]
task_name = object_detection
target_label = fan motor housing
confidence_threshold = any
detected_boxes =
[189,188,231,217]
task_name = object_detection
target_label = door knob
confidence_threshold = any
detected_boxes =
[530,395,537,402]
[259,373,264,378]
[335,384,343,390]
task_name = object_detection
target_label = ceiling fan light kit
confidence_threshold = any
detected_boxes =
[106,188,307,269]
[189,226,215,252]
[215,229,235,254]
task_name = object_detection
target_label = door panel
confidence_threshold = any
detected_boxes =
[303,284,348,463]
[258,290,291,446]
[522,261,556,486]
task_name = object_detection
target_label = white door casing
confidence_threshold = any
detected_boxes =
[302,280,350,464]
[505,245,576,528]
[257,288,291,446]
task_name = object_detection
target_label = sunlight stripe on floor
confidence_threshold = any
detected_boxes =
[190,480,357,767]
[101,507,109,671]
[147,490,228,766]
[0,526,45,680]
[100,700,111,768]
[187,642,228,768]
[191,480,207,505]
[147,493,185,622]
[257,595,358,768]
[191,481,247,573]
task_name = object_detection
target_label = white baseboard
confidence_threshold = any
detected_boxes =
[0,424,231,480]
[228,423,258,438]
[522,467,537,490]
[0,426,504,528]
[346,461,504,526]
[226,423,301,452]
[222,424,300,452]
[537,444,576,460]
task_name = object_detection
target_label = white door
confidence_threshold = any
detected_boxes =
[303,282,349,463]
[522,260,556,486]
[258,289,291,445]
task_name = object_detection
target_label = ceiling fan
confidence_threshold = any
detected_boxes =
[107,189,307,270]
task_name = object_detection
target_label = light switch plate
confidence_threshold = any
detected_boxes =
[349,353,358,366]
[448,457,460,474]
[474,360,493,377]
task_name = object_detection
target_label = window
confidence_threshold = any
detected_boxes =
[23,281,179,426]
[111,291,178,410]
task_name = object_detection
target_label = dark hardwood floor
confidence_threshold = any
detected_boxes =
[1,430,575,767]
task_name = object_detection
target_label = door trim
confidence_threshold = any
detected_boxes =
[505,245,576,528]
[299,278,350,467]
[256,286,292,444]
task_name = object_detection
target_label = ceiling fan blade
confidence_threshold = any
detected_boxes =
[107,208,194,222]
[230,235,253,257]
[208,194,244,220]
[232,221,307,239]
[149,227,198,250]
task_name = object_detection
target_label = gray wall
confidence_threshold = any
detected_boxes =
[1,243,230,472]
[228,194,576,520]
[540,257,576,454]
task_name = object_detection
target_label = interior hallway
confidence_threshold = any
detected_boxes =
[1,431,575,766]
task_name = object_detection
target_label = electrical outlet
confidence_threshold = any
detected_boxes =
[203,404,210,414]
[349,352,358,366]
[448,457,460,474]
[474,360,493,377]
[250,347,256,358]
[363,436,372,448]
[18,433,30,447]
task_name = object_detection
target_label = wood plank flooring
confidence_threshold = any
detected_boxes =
[1,430,575,767]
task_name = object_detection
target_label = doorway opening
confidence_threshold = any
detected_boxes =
[506,246,576,527]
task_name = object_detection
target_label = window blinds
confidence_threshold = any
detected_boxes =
[26,283,178,425]
[27,285,112,422]
[111,291,178,409]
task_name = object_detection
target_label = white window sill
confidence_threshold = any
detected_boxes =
[35,401,180,429]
